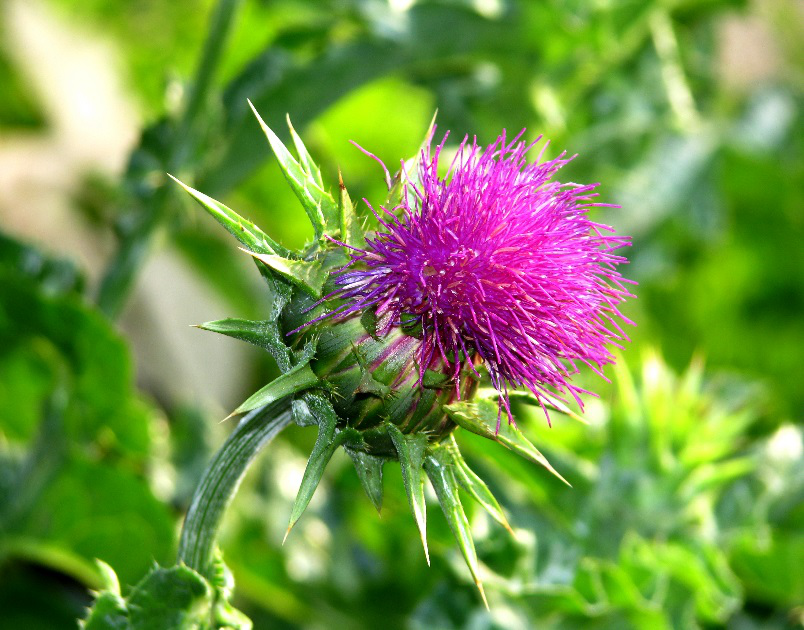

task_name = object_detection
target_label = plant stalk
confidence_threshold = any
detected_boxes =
[97,0,244,319]
[177,398,292,576]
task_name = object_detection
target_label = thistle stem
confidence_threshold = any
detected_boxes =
[177,398,293,576]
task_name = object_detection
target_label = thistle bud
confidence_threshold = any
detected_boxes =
[174,105,633,603]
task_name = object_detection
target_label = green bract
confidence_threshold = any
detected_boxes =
[172,104,570,603]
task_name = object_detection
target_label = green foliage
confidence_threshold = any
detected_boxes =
[439,351,804,629]
[0,48,45,128]
[82,558,251,630]
[0,233,182,628]
[0,233,174,591]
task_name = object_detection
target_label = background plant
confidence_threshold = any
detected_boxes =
[0,0,801,628]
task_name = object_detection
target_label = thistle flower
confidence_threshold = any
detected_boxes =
[171,106,633,605]
[324,130,632,426]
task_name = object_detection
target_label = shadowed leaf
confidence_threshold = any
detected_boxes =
[425,446,488,609]
[346,448,385,513]
[387,424,430,564]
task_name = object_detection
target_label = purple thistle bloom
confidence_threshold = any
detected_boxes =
[327,130,634,426]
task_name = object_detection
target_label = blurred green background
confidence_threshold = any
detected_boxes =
[0,0,801,628]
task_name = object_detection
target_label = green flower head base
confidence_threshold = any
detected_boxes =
[172,104,633,604]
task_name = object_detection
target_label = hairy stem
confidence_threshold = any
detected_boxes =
[177,398,292,576]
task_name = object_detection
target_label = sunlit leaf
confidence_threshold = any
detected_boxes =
[444,398,569,485]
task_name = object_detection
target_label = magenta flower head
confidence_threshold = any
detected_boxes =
[326,129,633,427]
[172,109,634,603]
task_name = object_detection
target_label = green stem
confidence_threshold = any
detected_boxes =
[177,398,293,577]
[171,0,244,170]
[97,0,243,319]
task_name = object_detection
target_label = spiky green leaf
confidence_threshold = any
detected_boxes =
[387,424,430,563]
[245,250,329,299]
[169,175,288,257]
[286,114,323,188]
[285,393,343,538]
[444,398,569,485]
[195,318,292,373]
[248,102,338,238]
[208,552,253,630]
[443,435,512,534]
[424,445,488,608]
[231,362,319,417]
[356,369,392,398]
[359,306,379,339]
[478,387,587,424]
[422,369,453,389]
[126,565,212,630]
[346,448,385,513]
[80,562,126,630]
[81,592,128,630]
[82,562,253,630]
[350,340,392,398]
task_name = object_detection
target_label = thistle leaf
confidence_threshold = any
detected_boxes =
[168,175,288,257]
[81,562,127,629]
[195,318,293,373]
[422,369,453,389]
[478,387,587,424]
[248,101,338,238]
[345,448,385,513]
[356,369,392,398]
[245,250,329,298]
[208,552,254,630]
[444,435,513,534]
[285,393,348,539]
[359,306,379,339]
[444,398,570,486]
[81,591,128,630]
[286,114,323,188]
[338,169,365,248]
[126,565,213,630]
[83,563,253,630]
[425,446,488,609]
[387,424,430,564]
[231,362,319,417]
